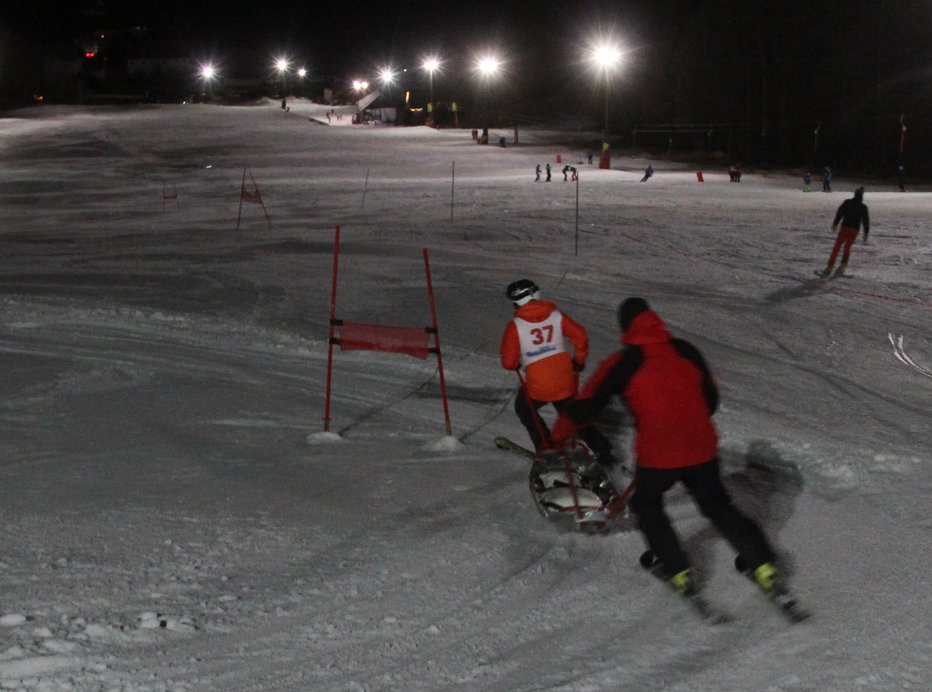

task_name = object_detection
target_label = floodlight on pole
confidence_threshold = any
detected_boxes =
[591,43,622,145]
[474,54,503,140]
[198,62,217,99]
[422,57,440,119]
[274,57,290,99]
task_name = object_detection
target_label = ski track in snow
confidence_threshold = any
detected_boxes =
[1,102,931,690]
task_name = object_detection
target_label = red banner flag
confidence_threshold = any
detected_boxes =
[337,321,431,359]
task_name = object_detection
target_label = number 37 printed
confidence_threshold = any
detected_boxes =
[529,325,554,344]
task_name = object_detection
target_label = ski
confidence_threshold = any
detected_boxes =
[494,435,536,460]
[813,269,852,280]
[639,551,733,624]
[734,556,811,623]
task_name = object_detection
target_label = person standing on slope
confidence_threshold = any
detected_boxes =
[551,297,785,599]
[500,279,616,472]
[819,186,870,278]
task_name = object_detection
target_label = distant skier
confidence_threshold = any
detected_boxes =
[552,297,786,600]
[818,186,870,278]
[570,166,578,181]
[896,163,906,192]
[640,164,654,182]
[587,151,594,165]
[535,164,541,182]
[499,279,616,471]
[562,164,570,181]
[728,164,742,182]
[803,172,812,192]
[822,166,832,192]
[545,163,552,182]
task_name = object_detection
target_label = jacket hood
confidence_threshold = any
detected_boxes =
[622,310,671,346]
[514,299,558,322]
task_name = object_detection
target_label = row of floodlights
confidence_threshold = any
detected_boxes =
[197,44,623,90]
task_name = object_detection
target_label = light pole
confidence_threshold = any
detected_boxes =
[198,62,217,101]
[592,43,621,147]
[422,57,440,125]
[378,67,397,123]
[274,57,289,103]
[475,55,502,144]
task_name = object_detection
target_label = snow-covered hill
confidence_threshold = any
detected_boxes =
[1,102,930,690]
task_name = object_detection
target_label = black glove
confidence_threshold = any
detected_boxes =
[573,361,585,373]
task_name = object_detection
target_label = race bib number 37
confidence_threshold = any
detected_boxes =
[514,312,565,366]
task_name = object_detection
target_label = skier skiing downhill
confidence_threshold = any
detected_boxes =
[499,279,617,472]
[551,297,788,602]
[819,186,870,278]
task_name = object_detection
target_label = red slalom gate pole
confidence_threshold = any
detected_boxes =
[423,248,452,436]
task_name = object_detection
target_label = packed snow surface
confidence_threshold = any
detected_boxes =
[1,102,930,690]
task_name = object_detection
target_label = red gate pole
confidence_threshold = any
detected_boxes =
[423,248,452,436]
[323,226,341,431]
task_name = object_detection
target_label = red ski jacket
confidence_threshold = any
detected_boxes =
[553,310,719,469]
[500,300,588,402]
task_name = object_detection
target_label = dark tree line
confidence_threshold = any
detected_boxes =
[611,0,932,176]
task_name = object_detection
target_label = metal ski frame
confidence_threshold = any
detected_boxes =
[514,370,636,528]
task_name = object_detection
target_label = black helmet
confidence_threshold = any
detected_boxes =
[507,279,539,306]
[618,296,650,332]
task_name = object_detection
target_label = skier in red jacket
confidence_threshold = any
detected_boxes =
[552,297,783,598]
[500,279,615,470]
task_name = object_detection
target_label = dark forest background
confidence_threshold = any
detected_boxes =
[2,1,930,177]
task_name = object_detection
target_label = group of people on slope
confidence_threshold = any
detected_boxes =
[534,163,579,182]
[499,281,784,599]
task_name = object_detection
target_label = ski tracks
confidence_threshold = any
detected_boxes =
[888,333,932,379]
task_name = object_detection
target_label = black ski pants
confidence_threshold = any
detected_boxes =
[630,458,775,578]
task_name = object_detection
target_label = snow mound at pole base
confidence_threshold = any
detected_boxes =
[305,431,343,445]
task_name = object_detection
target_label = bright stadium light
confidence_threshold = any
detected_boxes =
[475,55,502,80]
[379,67,396,86]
